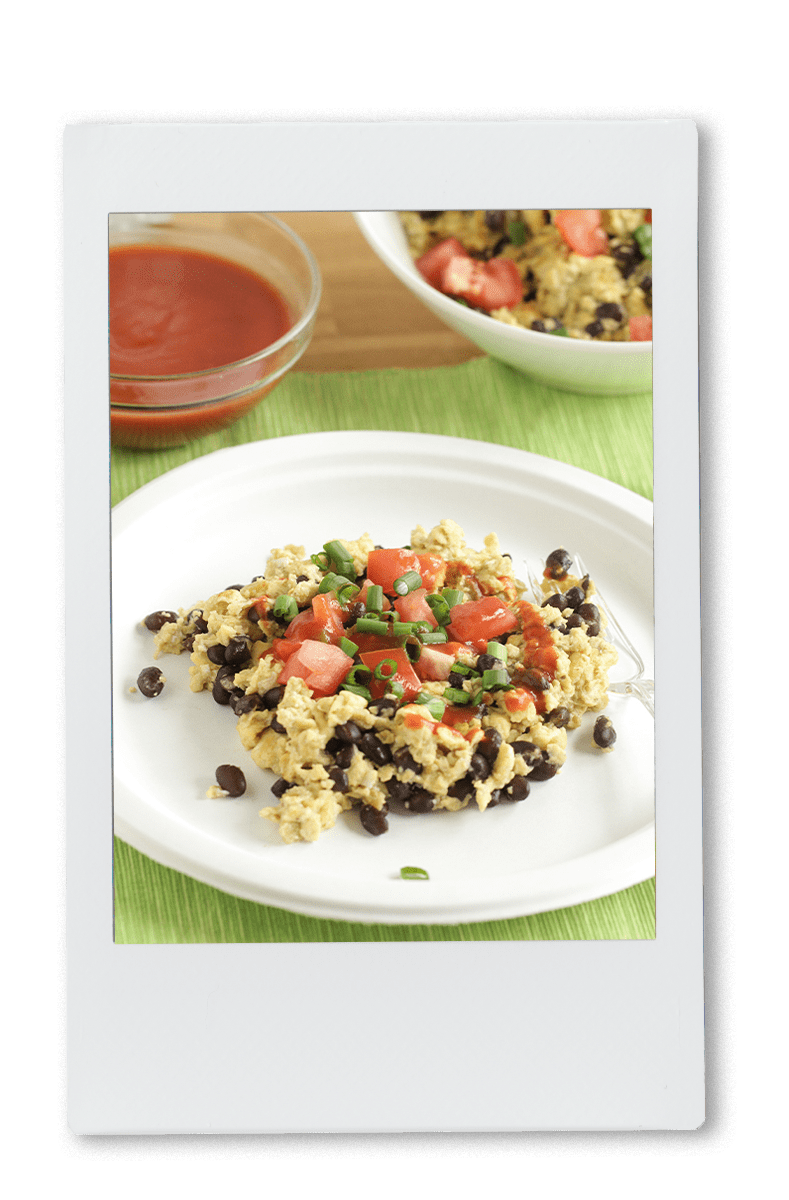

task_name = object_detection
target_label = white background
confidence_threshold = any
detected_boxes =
[71,123,695,1132]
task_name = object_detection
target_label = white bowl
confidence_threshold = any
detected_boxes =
[354,212,652,396]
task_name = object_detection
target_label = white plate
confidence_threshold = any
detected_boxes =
[354,212,653,396]
[112,431,655,925]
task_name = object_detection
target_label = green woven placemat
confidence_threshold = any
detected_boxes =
[112,356,655,942]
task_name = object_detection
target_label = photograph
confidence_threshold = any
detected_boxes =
[110,207,656,940]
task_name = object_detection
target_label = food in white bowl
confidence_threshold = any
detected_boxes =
[354,211,653,395]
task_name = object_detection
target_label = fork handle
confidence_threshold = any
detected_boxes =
[608,678,655,719]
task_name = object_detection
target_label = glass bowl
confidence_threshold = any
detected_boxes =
[109,212,321,448]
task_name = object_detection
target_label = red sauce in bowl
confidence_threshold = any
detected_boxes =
[109,244,293,447]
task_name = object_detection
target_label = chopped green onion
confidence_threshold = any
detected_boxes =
[443,687,471,705]
[339,636,359,657]
[387,681,405,700]
[485,641,508,661]
[441,588,463,607]
[391,621,418,637]
[311,551,330,571]
[454,297,470,307]
[393,570,423,596]
[400,866,429,880]
[507,218,527,246]
[323,539,354,568]
[271,594,298,621]
[448,661,475,677]
[341,682,372,701]
[403,636,422,663]
[480,668,510,690]
[373,658,397,680]
[425,593,452,625]
[420,629,449,644]
[549,326,569,337]
[633,222,652,259]
[365,584,384,612]
[412,620,433,634]
[318,571,354,594]
[346,664,372,686]
[355,617,389,635]
[414,692,446,721]
[336,582,360,605]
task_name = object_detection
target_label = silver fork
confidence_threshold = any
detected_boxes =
[526,556,654,719]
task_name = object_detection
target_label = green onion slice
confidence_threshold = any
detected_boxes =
[507,218,527,246]
[354,617,389,635]
[403,636,422,663]
[425,593,452,626]
[365,584,384,612]
[336,582,360,605]
[549,326,569,337]
[339,636,359,657]
[341,683,372,701]
[393,570,423,596]
[311,551,330,571]
[414,692,446,721]
[271,594,298,621]
[448,661,475,677]
[400,866,430,881]
[391,621,417,637]
[420,629,449,644]
[480,668,510,690]
[387,681,405,700]
[485,640,508,661]
[443,687,471,705]
[441,588,464,607]
[373,658,397,681]
[345,664,372,686]
[318,571,353,594]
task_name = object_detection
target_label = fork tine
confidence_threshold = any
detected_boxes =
[574,553,645,678]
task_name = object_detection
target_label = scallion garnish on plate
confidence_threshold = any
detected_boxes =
[271,593,298,621]
[393,570,423,596]
[400,866,430,881]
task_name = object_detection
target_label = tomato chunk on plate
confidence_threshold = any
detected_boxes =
[447,596,519,647]
[359,647,421,703]
[628,314,652,341]
[414,237,469,288]
[366,548,423,595]
[284,593,345,645]
[393,587,438,628]
[440,254,522,311]
[278,640,353,698]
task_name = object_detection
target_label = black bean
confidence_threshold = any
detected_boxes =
[334,743,355,769]
[137,666,164,697]
[325,737,343,756]
[593,715,617,749]
[393,747,422,774]
[563,586,585,610]
[545,549,572,580]
[270,717,287,734]
[578,602,601,637]
[640,273,652,294]
[417,211,443,220]
[611,240,642,277]
[510,741,542,767]
[343,601,365,627]
[215,764,246,797]
[185,609,208,633]
[295,574,309,583]
[359,732,392,765]
[543,592,567,611]
[447,671,468,690]
[547,706,571,728]
[359,804,389,836]
[182,635,195,652]
[468,752,492,781]
[529,756,558,781]
[484,209,506,231]
[595,302,623,322]
[212,674,232,705]
[262,685,285,709]
[504,776,531,802]
[531,320,549,333]
[386,778,412,804]
[448,776,476,802]
[225,583,243,592]
[478,728,502,762]
[404,788,435,813]
[225,636,252,667]
[585,320,604,339]
[476,653,505,673]
[368,698,398,718]
[231,693,261,716]
[335,720,363,744]
[271,777,293,799]
[207,643,227,665]
[565,613,584,631]
[520,667,551,692]
[491,235,511,257]
[485,790,502,808]
[328,767,349,792]
[143,610,178,632]
[523,285,538,302]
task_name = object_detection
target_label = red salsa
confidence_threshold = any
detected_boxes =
[109,244,292,446]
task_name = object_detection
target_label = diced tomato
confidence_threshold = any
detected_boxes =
[554,210,609,257]
[278,641,353,698]
[447,596,519,649]
[415,553,447,591]
[644,209,652,224]
[439,254,522,312]
[628,314,652,342]
[394,587,438,629]
[414,237,470,288]
[359,647,421,703]
[366,548,423,595]
[272,637,300,662]
[357,580,391,611]
[284,594,345,645]
[414,644,457,682]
